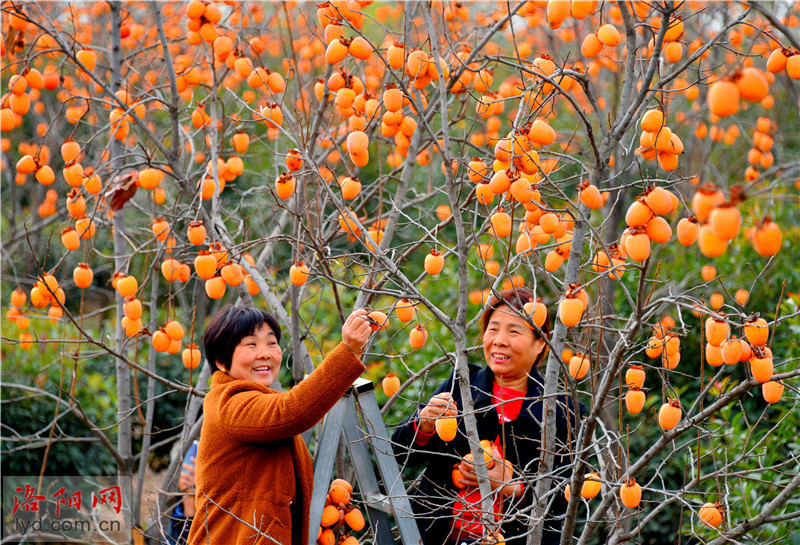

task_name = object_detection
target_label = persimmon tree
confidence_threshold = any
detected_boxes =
[2,1,799,544]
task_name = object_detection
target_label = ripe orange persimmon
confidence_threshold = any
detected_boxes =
[523,299,548,329]
[340,176,361,200]
[476,182,494,205]
[581,33,603,58]
[386,41,405,69]
[546,0,570,29]
[677,217,699,246]
[705,317,729,347]
[290,261,310,286]
[61,227,81,251]
[539,212,559,234]
[559,295,584,327]
[318,528,335,545]
[752,218,781,257]
[321,504,339,527]
[73,263,93,289]
[152,218,170,242]
[409,325,428,349]
[61,139,81,163]
[625,387,646,414]
[424,249,445,275]
[697,224,727,258]
[467,158,488,183]
[161,258,182,282]
[762,381,784,403]
[205,277,226,299]
[709,205,741,241]
[579,181,603,209]
[744,316,768,346]
[625,365,645,388]
[625,199,652,228]
[383,86,403,112]
[121,316,143,337]
[221,262,243,287]
[231,132,249,154]
[274,173,296,200]
[642,110,665,133]
[164,320,185,341]
[451,466,467,489]
[123,297,142,320]
[766,48,788,73]
[737,67,769,102]
[625,231,651,262]
[368,310,388,331]
[706,343,724,367]
[490,209,512,238]
[698,503,723,528]
[528,119,556,146]
[329,484,351,505]
[435,416,458,442]
[514,229,536,254]
[285,149,303,172]
[564,351,589,380]
[721,338,743,365]
[344,507,365,531]
[581,472,602,499]
[658,398,681,430]
[597,24,621,47]
[707,80,740,117]
[76,49,97,71]
[382,373,400,397]
[152,329,170,352]
[187,221,206,245]
[750,352,773,383]
[195,252,217,280]
[406,49,429,78]
[19,332,34,350]
[182,344,202,369]
[116,275,138,298]
[330,478,353,494]
[10,289,26,308]
[620,478,642,509]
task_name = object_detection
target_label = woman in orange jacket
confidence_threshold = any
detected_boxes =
[187,305,372,545]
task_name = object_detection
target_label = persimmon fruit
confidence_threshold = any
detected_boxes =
[620,478,642,509]
[435,416,458,442]
[382,373,400,397]
[658,399,681,430]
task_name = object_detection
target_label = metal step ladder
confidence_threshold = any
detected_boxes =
[308,377,421,545]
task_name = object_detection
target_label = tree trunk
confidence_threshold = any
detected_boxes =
[109,0,134,530]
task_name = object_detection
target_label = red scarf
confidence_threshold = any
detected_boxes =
[450,383,527,539]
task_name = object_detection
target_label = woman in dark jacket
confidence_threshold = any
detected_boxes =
[392,288,583,544]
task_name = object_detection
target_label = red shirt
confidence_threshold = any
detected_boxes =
[451,383,527,540]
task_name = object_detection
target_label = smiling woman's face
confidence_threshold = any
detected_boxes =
[218,323,283,388]
[482,304,543,385]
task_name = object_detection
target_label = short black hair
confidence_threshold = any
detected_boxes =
[203,305,282,375]
[482,287,551,368]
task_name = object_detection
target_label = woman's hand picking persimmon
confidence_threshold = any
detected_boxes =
[342,309,373,358]
[457,445,511,492]
[418,393,457,434]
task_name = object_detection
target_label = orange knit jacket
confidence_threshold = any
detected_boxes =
[187,342,365,545]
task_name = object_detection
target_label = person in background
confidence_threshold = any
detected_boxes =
[187,305,371,545]
[392,288,583,544]
[166,440,197,545]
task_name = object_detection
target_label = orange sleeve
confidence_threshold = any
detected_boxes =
[213,342,365,443]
